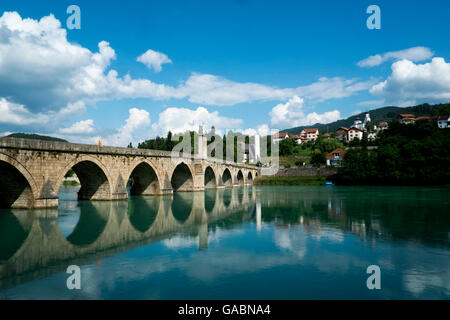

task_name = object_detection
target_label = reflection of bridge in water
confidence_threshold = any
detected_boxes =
[0,187,257,288]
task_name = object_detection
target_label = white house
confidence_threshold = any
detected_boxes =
[437,115,450,128]
[348,127,363,141]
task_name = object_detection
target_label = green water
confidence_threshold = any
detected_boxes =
[0,185,449,299]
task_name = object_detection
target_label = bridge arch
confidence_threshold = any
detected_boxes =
[204,166,217,189]
[247,171,253,183]
[0,154,37,209]
[55,155,113,201]
[171,162,194,192]
[222,168,233,187]
[127,161,161,195]
[236,170,244,186]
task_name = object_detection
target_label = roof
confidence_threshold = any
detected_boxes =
[348,127,363,132]
[415,116,431,121]
[378,122,388,127]
[323,133,331,137]
[437,115,450,120]
[273,132,290,138]
[303,128,319,133]
[337,127,349,131]
[326,148,346,159]
[397,114,415,119]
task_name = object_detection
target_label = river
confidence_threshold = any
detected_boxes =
[0,185,449,299]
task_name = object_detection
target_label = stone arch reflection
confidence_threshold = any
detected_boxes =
[64,201,110,247]
[223,188,232,207]
[0,210,32,260]
[204,189,217,214]
[128,196,161,233]
[171,192,193,223]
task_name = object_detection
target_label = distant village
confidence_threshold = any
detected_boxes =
[272,112,450,167]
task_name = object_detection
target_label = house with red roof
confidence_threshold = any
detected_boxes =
[326,148,346,166]
[300,128,319,142]
[272,132,292,142]
[397,114,415,124]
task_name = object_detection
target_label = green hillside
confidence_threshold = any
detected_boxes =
[283,103,449,134]
[2,133,68,143]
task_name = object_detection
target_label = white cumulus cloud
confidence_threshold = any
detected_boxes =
[137,49,172,72]
[0,98,49,125]
[357,46,434,67]
[269,96,341,129]
[59,119,95,134]
[370,57,450,106]
[152,106,243,135]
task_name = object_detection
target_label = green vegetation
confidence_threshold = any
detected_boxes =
[333,120,450,185]
[137,130,274,164]
[4,133,68,142]
[64,169,75,178]
[279,135,344,166]
[254,176,326,185]
[63,180,79,186]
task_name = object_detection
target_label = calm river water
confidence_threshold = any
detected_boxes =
[0,185,449,299]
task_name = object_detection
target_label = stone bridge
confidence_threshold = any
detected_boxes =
[0,137,259,209]
[0,188,259,288]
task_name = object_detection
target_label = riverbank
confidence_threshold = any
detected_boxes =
[254,176,327,185]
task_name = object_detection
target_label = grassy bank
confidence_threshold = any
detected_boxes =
[254,176,327,186]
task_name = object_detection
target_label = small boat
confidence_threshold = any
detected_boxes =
[325,181,334,186]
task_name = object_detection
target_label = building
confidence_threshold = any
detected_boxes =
[272,132,292,142]
[300,128,319,142]
[347,127,363,141]
[437,115,450,128]
[378,122,388,130]
[292,134,304,144]
[397,114,415,124]
[367,132,377,141]
[352,118,364,131]
[326,148,346,166]
[336,127,349,142]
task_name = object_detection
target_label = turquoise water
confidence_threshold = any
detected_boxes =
[0,185,449,299]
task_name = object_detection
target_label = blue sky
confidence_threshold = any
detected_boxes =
[0,0,449,145]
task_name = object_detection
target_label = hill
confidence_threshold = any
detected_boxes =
[283,103,449,134]
[2,133,68,143]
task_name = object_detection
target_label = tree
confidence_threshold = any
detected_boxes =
[279,138,296,156]
[311,151,326,166]
[127,142,133,148]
